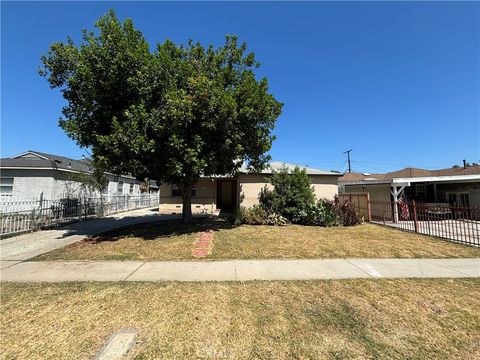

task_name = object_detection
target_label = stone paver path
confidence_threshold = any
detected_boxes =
[1,258,478,282]
[192,230,214,258]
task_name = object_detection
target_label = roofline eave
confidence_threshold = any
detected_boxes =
[341,174,480,186]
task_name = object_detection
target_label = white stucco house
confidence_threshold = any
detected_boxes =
[159,161,341,214]
[0,150,142,200]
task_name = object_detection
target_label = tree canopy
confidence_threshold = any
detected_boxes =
[40,10,283,222]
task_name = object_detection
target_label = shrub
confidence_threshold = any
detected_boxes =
[289,201,340,226]
[287,197,361,227]
[259,186,276,211]
[259,165,316,222]
[264,212,289,226]
[238,166,361,227]
[230,207,245,226]
[235,205,288,226]
[317,199,341,227]
[334,196,362,226]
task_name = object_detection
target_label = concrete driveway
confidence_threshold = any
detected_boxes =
[0,207,179,268]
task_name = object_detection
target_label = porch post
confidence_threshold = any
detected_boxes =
[366,192,372,222]
[390,185,406,223]
[391,186,399,223]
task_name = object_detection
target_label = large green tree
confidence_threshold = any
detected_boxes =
[40,10,282,222]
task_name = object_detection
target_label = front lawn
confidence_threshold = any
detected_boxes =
[35,219,480,261]
[1,280,479,359]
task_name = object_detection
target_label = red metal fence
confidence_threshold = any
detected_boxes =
[340,195,480,247]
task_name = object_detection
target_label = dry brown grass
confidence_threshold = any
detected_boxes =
[1,280,479,359]
[213,222,480,259]
[35,219,480,261]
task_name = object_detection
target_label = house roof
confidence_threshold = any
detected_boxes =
[431,166,480,177]
[240,161,341,176]
[1,150,93,173]
[2,152,340,180]
[2,150,141,181]
[339,165,480,184]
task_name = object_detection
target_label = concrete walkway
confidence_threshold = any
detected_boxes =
[0,207,179,268]
[1,258,478,282]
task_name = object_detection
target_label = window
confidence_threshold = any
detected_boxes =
[117,181,124,194]
[415,184,426,199]
[447,193,457,205]
[460,193,470,207]
[171,184,196,197]
[0,177,14,194]
[129,183,134,194]
[446,192,470,207]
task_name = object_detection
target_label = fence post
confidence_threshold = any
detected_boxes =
[38,192,43,210]
[37,192,44,228]
[412,200,418,233]
[366,193,371,222]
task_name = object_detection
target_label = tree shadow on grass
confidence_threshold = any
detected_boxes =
[81,217,236,244]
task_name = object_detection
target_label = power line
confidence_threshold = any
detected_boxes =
[351,160,450,170]
[352,164,390,173]
[306,160,346,164]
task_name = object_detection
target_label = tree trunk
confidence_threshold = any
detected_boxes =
[181,184,193,224]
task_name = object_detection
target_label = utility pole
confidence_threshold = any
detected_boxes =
[344,149,352,173]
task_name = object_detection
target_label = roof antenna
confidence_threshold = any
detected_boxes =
[343,149,352,173]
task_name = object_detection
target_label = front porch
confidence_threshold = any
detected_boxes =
[389,178,479,223]
[158,177,239,215]
[404,182,475,207]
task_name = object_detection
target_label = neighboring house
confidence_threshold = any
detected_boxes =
[159,161,341,214]
[339,162,480,207]
[0,150,142,199]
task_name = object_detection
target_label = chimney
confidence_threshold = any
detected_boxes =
[463,159,467,169]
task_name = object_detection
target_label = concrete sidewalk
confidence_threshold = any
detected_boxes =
[1,258,478,282]
[0,207,179,266]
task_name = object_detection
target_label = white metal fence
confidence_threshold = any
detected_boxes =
[0,193,159,237]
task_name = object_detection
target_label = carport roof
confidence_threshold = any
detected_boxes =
[339,165,480,186]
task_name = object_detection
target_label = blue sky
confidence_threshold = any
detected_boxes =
[2,1,479,173]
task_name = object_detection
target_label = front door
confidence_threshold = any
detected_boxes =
[216,180,236,210]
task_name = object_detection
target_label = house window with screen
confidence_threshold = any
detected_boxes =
[117,181,124,194]
[129,183,134,194]
[0,177,14,194]
[171,184,196,197]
